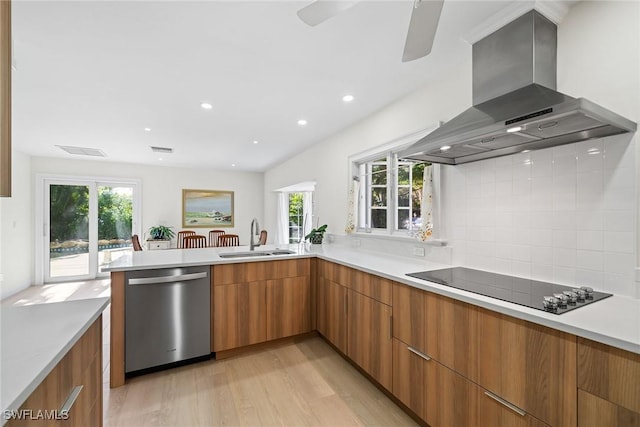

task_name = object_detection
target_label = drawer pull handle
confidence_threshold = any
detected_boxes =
[60,385,83,413]
[407,346,431,361]
[483,391,526,417]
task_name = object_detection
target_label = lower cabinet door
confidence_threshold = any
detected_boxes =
[266,276,311,340]
[578,389,640,427]
[347,290,392,391]
[213,281,266,351]
[316,277,348,354]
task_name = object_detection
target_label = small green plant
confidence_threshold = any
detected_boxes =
[305,224,327,244]
[148,225,175,240]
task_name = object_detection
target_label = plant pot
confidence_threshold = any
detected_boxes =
[309,234,324,244]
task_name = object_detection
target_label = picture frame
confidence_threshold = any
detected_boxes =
[182,189,234,228]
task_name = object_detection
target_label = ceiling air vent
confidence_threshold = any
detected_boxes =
[56,145,106,157]
[150,146,173,154]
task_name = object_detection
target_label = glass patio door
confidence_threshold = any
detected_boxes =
[45,179,137,282]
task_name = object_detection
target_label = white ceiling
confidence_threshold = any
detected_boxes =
[13,0,532,172]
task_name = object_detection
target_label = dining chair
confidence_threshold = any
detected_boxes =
[177,230,196,249]
[208,229,226,247]
[131,234,143,251]
[259,230,267,245]
[182,235,207,249]
[217,234,240,247]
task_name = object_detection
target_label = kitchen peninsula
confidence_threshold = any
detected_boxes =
[105,242,640,427]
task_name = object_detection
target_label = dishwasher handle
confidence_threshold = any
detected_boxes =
[128,271,208,285]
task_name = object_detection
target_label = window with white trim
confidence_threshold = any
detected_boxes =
[356,152,427,234]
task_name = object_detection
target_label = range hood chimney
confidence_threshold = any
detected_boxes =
[399,10,636,165]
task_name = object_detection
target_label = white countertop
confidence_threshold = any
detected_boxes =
[0,297,110,422]
[103,243,640,355]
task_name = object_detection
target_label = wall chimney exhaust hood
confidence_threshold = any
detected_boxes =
[399,10,636,165]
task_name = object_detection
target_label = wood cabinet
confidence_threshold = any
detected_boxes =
[577,338,640,426]
[316,260,392,390]
[316,276,348,354]
[392,282,576,427]
[393,337,550,427]
[475,308,576,427]
[347,289,392,391]
[0,0,10,197]
[7,316,102,427]
[266,276,311,340]
[213,280,266,351]
[212,259,311,352]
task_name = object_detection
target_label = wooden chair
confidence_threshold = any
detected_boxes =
[177,230,196,249]
[259,230,267,245]
[208,229,226,247]
[131,234,143,251]
[182,235,207,249]
[217,234,240,247]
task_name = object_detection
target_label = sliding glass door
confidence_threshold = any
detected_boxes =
[44,179,138,282]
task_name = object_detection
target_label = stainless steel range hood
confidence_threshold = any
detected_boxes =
[399,10,637,165]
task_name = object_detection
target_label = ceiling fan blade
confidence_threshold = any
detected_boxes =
[297,1,360,26]
[402,0,444,62]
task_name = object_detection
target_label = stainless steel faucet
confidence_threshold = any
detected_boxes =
[250,218,261,251]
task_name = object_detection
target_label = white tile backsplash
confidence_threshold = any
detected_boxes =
[441,134,637,298]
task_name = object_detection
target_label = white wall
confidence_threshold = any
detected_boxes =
[0,151,34,299]
[263,59,472,237]
[264,1,640,297]
[30,156,264,245]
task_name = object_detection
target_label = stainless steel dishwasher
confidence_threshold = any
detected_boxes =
[125,265,210,373]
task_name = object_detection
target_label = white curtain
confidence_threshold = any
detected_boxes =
[302,192,313,238]
[416,164,433,241]
[274,192,289,245]
[345,178,359,233]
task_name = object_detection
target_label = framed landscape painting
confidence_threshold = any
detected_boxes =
[182,189,234,228]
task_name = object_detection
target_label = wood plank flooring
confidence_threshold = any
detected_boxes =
[104,337,418,427]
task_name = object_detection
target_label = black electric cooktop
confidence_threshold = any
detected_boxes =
[406,267,612,314]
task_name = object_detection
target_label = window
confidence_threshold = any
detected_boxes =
[288,192,304,243]
[356,153,427,234]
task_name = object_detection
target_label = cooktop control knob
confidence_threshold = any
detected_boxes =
[580,286,594,300]
[573,288,587,302]
[543,296,559,312]
[553,293,568,308]
[563,290,578,305]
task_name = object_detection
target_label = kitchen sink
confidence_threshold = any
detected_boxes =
[218,249,296,259]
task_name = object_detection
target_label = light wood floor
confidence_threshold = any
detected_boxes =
[104,337,418,427]
[4,281,418,427]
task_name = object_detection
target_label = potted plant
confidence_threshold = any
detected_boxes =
[305,224,327,244]
[148,225,175,241]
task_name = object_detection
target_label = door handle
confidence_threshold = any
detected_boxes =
[407,346,431,361]
[60,385,83,415]
[128,271,207,285]
[483,390,526,417]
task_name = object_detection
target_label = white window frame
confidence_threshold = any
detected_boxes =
[349,125,440,239]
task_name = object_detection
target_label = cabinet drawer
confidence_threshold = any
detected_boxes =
[578,389,640,427]
[392,337,550,427]
[578,338,640,414]
[318,260,391,304]
[147,240,170,250]
[213,259,310,285]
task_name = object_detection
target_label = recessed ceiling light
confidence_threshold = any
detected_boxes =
[231,163,236,167]
[144,127,151,132]
[158,157,163,161]
[440,145,451,152]
[342,94,355,103]
[507,126,522,133]
[253,140,259,145]
[297,119,307,126]
[200,102,213,110]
